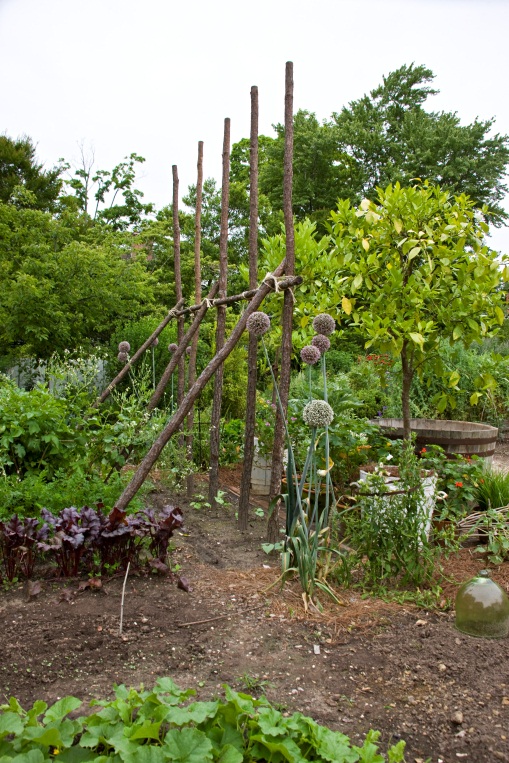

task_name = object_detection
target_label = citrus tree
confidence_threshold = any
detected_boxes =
[329,182,509,438]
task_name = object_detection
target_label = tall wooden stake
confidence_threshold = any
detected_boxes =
[238,86,259,530]
[208,118,231,506]
[172,165,185,410]
[186,141,204,496]
[267,61,295,544]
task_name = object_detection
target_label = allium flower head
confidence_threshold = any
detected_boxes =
[246,311,271,336]
[117,352,128,363]
[168,343,178,353]
[303,400,334,428]
[118,341,130,353]
[151,337,159,347]
[186,346,191,355]
[300,345,321,365]
[312,313,335,336]
[311,334,331,354]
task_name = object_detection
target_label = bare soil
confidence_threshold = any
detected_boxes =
[1,463,509,763]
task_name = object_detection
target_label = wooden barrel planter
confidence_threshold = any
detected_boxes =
[371,418,499,461]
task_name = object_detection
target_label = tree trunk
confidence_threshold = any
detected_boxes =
[208,118,230,507]
[238,86,259,531]
[186,141,204,497]
[115,272,302,511]
[401,342,413,440]
[267,62,294,544]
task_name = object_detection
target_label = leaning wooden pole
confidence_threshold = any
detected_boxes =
[93,299,185,407]
[172,165,185,409]
[186,140,204,496]
[115,272,302,511]
[267,61,295,544]
[238,85,259,530]
[147,282,219,412]
[208,118,231,506]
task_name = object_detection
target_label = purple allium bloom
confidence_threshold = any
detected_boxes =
[168,343,178,353]
[300,345,321,365]
[118,341,130,353]
[186,346,191,355]
[303,400,334,428]
[117,352,128,363]
[151,337,159,347]
[246,311,271,337]
[312,313,335,336]
[311,334,331,354]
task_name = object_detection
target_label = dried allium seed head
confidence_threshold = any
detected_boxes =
[302,400,334,428]
[151,337,159,347]
[246,311,271,336]
[311,334,331,354]
[117,352,128,363]
[118,341,130,353]
[300,345,321,365]
[168,343,178,353]
[312,313,335,336]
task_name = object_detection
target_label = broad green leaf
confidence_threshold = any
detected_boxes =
[495,305,505,325]
[58,749,100,762]
[23,725,63,747]
[470,391,481,406]
[408,246,420,260]
[342,296,352,315]
[216,745,243,763]
[0,751,45,763]
[122,747,168,763]
[164,727,213,762]
[312,724,359,762]
[393,219,403,234]
[0,712,24,738]
[44,696,82,722]
[452,324,463,340]
[448,371,460,388]
[128,720,162,741]
[164,701,219,726]
[361,238,369,251]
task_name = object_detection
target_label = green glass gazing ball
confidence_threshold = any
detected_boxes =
[455,570,509,639]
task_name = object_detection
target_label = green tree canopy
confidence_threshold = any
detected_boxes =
[0,135,63,211]
[329,182,509,436]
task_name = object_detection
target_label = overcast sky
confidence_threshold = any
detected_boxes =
[1,0,508,252]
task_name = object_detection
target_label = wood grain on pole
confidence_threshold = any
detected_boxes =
[186,140,204,496]
[238,86,259,530]
[172,165,185,409]
[208,118,231,506]
[267,61,295,544]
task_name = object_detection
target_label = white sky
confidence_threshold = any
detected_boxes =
[1,0,508,252]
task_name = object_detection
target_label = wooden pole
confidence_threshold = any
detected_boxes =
[172,165,185,409]
[147,282,219,412]
[93,299,185,407]
[115,272,302,511]
[186,140,204,497]
[208,118,231,507]
[238,85,259,530]
[267,61,295,544]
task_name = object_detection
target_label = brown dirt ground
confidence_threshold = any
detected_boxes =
[1,458,509,763]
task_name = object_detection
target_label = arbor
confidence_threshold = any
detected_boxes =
[0,135,63,211]
[329,182,509,438]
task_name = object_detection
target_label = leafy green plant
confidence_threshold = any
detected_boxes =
[341,442,438,589]
[416,444,482,521]
[474,466,509,512]
[473,507,509,564]
[0,679,406,761]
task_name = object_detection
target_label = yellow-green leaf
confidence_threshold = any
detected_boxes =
[352,273,363,290]
[342,296,352,315]
[452,325,463,340]
[362,238,369,251]
[393,219,403,234]
[408,246,421,260]
[470,392,481,406]
[409,332,424,348]
[448,370,460,388]
[495,305,505,325]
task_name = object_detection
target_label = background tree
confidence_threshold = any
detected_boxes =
[0,135,63,211]
[329,182,509,438]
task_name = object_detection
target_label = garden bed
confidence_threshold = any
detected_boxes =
[1,467,508,762]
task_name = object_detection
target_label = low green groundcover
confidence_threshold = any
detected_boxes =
[0,678,406,762]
